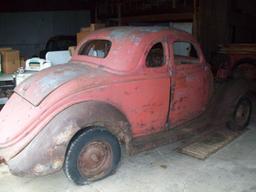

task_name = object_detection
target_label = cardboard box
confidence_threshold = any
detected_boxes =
[90,23,105,31]
[1,50,20,74]
[80,27,91,32]
[77,23,106,45]
[68,46,76,56]
[80,23,105,33]
[20,57,26,68]
[0,48,12,52]
[77,31,91,45]
[0,48,13,73]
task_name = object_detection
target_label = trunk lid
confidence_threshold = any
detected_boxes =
[15,63,105,106]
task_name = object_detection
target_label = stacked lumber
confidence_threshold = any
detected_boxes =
[218,44,256,55]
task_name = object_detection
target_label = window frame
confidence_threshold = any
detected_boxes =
[144,41,167,69]
[172,40,203,65]
[78,39,112,59]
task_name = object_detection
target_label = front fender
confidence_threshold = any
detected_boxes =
[8,101,131,176]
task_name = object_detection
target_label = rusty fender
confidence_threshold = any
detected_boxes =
[8,101,131,177]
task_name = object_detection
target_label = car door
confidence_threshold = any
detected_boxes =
[168,40,206,127]
[130,41,170,136]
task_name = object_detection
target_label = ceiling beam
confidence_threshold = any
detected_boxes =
[121,12,193,24]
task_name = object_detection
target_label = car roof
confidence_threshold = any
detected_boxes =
[73,26,196,73]
[89,26,192,41]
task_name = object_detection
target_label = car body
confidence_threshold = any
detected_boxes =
[213,44,256,80]
[0,27,249,185]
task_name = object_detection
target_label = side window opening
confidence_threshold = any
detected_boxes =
[146,42,165,68]
[79,40,111,58]
[173,41,199,65]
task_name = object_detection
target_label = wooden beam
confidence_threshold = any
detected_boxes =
[117,3,122,26]
[172,0,177,8]
[122,12,193,24]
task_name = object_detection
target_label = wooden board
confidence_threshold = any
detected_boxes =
[218,44,256,54]
[179,129,245,160]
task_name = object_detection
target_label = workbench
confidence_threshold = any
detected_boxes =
[0,73,14,81]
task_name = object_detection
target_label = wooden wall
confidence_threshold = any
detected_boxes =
[197,0,256,61]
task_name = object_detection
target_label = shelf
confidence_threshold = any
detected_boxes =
[0,84,15,88]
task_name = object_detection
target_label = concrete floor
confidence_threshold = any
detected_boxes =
[0,113,255,192]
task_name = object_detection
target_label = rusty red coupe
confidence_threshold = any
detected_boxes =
[0,27,252,185]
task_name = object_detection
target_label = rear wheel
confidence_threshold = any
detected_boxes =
[228,97,252,130]
[64,127,121,185]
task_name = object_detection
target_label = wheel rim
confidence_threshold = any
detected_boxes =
[235,100,250,127]
[77,141,113,178]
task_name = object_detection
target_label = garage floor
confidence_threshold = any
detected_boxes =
[0,111,255,192]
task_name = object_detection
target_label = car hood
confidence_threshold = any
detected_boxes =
[15,63,106,106]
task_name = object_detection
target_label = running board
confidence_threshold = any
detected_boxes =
[129,119,211,155]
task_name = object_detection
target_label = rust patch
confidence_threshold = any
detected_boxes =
[33,164,48,173]
[52,159,63,170]
[78,140,112,179]
[0,156,6,164]
[54,125,75,145]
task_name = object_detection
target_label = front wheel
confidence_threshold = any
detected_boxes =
[228,96,252,130]
[64,127,121,185]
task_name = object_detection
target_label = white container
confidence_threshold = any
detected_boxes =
[25,57,52,71]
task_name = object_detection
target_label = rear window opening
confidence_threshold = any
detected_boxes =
[146,42,165,68]
[79,40,111,58]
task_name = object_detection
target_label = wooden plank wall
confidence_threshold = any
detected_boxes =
[198,0,230,61]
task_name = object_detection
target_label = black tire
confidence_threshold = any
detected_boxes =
[228,96,252,131]
[64,127,121,185]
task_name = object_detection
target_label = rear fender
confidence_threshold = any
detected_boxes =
[8,101,131,176]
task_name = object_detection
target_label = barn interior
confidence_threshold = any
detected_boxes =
[0,1,256,191]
